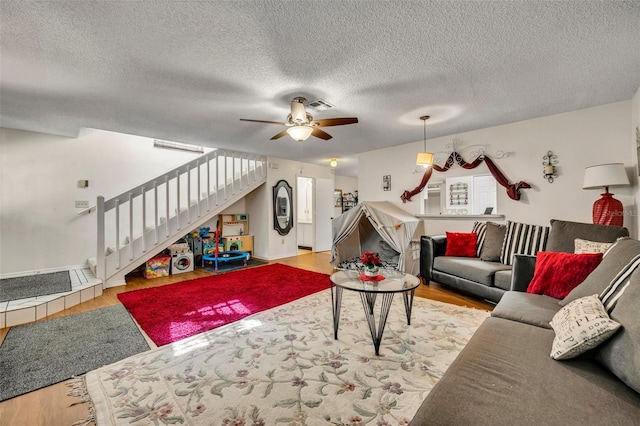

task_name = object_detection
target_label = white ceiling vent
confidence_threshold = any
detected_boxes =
[306,98,335,111]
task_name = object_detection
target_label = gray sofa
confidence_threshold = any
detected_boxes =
[419,219,629,303]
[411,235,640,425]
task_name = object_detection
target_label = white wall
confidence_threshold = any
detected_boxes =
[0,128,211,275]
[632,87,640,238]
[358,101,637,235]
[334,174,358,217]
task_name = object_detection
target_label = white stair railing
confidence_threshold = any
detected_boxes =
[96,150,266,283]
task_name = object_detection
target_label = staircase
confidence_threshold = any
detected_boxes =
[93,149,267,286]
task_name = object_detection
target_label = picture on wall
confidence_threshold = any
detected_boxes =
[334,189,343,207]
[383,175,391,191]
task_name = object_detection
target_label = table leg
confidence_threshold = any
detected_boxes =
[402,288,416,325]
[359,292,395,356]
[331,285,343,340]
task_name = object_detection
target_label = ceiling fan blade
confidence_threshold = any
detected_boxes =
[270,129,290,140]
[311,117,359,127]
[240,118,288,125]
[311,128,332,140]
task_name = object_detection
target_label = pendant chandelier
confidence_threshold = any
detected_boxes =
[416,115,434,167]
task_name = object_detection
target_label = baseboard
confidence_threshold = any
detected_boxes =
[0,264,87,280]
[261,252,300,261]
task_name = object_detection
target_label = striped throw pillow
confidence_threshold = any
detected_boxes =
[500,221,550,266]
[600,254,640,312]
[471,221,487,257]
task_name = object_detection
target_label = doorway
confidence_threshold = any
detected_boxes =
[297,176,314,254]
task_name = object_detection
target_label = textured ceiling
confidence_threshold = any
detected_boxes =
[2,1,640,176]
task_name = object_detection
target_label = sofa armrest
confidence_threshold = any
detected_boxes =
[510,254,537,292]
[420,235,447,284]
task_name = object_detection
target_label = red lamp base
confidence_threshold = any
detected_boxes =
[592,192,624,226]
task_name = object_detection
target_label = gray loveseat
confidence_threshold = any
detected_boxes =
[411,235,640,425]
[419,219,629,303]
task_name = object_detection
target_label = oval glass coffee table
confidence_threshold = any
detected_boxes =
[330,269,420,356]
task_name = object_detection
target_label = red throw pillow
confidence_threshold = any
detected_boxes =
[445,232,477,257]
[527,251,603,299]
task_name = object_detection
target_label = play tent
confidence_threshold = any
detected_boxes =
[331,201,425,275]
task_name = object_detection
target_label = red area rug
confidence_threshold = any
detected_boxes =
[117,263,330,346]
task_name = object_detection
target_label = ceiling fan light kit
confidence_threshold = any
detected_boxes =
[287,126,314,142]
[240,97,358,142]
[416,115,434,168]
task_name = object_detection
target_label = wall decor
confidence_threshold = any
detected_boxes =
[382,175,391,191]
[401,140,529,203]
[334,189,343,207]
[273,180,293,236]
[543,151,558,183]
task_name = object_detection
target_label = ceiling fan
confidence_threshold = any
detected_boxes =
[240,97,358,142]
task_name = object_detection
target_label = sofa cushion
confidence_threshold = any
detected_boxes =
[561,238,640,306]
[433,257,511,287]
[596,265,640,394]
[479,222,506,262]
[549,295,621,360]
[493,270,512,291]
[526,251,603,299]
[500,221,549,266]
[445,232,477,257]
[410,317,640,426]
[491,291,560,329]
[472,221,487,257]
[546,219,628,253]
[574,238,614,254]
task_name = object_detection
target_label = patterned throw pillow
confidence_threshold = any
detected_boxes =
[500,221,550,266]
[574,238,614,254]
[549,294,621,360]
[471,221,487,257]
[445,232,477,257]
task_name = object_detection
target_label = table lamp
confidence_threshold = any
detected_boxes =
[582,163,630,226]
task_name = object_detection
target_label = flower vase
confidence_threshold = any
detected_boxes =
[364,266,379,277]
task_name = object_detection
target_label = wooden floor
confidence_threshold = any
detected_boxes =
[0,251,493,426]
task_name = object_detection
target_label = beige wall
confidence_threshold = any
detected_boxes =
[358,101,638,236]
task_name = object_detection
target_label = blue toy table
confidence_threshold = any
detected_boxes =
[201,251,249,270]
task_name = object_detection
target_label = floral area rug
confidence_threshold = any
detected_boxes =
[78,289,489,425]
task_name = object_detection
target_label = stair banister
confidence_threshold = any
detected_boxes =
[96,149,266,284]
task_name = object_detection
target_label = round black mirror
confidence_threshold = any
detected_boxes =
[273,180,293,236]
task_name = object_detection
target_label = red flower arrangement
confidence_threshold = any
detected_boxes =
[360,251,381,269]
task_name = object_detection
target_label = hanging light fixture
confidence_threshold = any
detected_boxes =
[416,115,434,167]
[287,125,313,142]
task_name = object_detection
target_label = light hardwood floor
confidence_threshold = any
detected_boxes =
[0,251,493,426]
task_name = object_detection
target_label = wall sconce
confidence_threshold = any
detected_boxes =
[330,158,338,168]
[543,151,558,183]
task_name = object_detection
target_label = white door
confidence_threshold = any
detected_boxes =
[314,178,334,252]
[472,175,497,214]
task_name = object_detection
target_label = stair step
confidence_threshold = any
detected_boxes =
[0,268,103,329]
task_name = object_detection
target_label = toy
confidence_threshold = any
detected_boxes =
[199,227,210,239]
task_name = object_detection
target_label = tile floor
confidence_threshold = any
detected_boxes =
[0,268,102,329]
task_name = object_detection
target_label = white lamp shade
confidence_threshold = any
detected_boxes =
[583,163,630,189]
[416,152,434,167]
[287,126,313,142]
